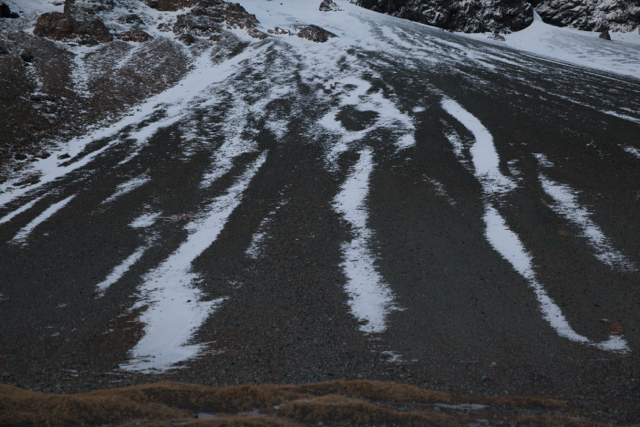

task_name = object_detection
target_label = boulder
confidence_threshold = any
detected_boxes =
[355,0,534,33]
[295,25,337,42]
[0,3,19,18]
[268,26,290,35]
[20,51,34,63]
[599,29,611,39]
[177,33,197,44]
[33,12,112,44]
[120,29,153,42]
[535,0,640,33]
[247,28,270,39]
[319,0,341,12]
[75,18,113,43]
[225,2,259,29]
[172,2,259,37]
[34,13,78,40]
[174,13,222,35]
[123,14,144,24]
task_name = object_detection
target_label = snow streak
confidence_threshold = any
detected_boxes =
[0,194,47,226]
[442,98,629,353]
[123,152,267,372]
[11,195,76,245]
[95,246,149,296]
[539,175,636,272]
[333,149,398,334]
[101,173,151,205]
[484,205,628,352]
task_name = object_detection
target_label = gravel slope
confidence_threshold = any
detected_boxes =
[1,1,640,425]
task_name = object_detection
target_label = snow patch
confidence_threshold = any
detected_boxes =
[622,145,640,159]
[130,211,161,228]
[533,153,554,168]
[101,173,150,205]
[246,199,288,260]
[0,43,270,210]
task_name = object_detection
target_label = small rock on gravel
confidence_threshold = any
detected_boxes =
[19,51,34,63]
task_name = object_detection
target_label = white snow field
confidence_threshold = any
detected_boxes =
[465,12,640,81]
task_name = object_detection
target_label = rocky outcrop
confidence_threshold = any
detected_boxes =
[33,12,113,45]
[170,1,266,42]
[319,0,342,12]
[144,0,196,12]
[355,0,534,33]
[64,0,115,16]
[120,29,153,42]
[0,3,19,18]
[295,25,337,42]
[535,0,640,33]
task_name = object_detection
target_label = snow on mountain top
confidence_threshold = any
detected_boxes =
[463,11,640,80]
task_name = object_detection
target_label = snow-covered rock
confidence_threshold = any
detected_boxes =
[354,0,534,33]
[319,0,342,12]
[294,24,337,42]
[535,0,640,33]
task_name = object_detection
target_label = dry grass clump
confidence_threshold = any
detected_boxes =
[1,380,635,427]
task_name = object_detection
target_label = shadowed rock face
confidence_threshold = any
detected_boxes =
[0,3,20,18]
[355,0,534,33]
[535,0,640,32]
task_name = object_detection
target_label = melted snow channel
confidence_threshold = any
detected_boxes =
[333,149,398,334]
[123,152,267,372]
[10,195,76,245]
[539,175,636,272]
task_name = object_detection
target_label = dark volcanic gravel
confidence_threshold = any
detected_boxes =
[1,2,640,426]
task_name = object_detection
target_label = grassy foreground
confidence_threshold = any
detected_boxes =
[0,380,635,427]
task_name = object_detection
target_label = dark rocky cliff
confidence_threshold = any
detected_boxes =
[355,0,640,33]
[536,0,640,32]
[354,0,534,33]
